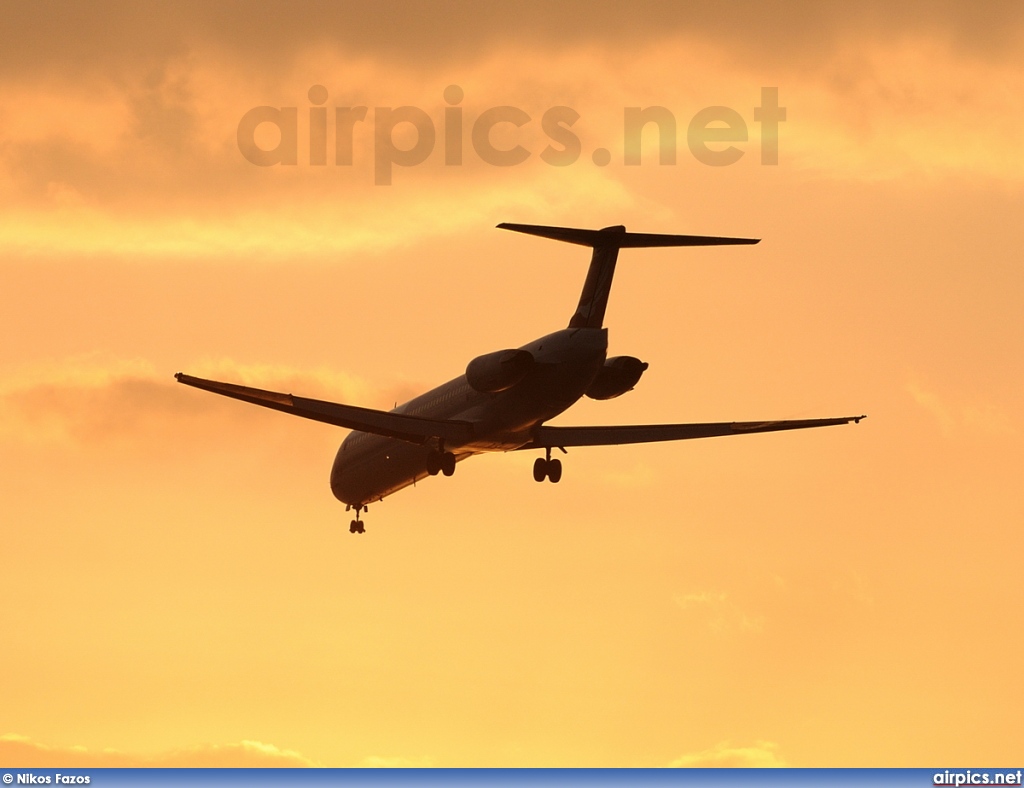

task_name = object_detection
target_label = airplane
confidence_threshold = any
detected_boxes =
[176,222,865,533]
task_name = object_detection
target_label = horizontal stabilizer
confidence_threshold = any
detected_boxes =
[522,415,865,448]
[175,373,475,445]
[497,222,759,248]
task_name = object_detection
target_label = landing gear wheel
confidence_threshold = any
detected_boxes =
[532,452,563,483]
[348,506,366,534]
[426,450,442,476]
[441,451,456,477]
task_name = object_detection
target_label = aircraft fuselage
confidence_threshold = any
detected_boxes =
[329,327,607,507]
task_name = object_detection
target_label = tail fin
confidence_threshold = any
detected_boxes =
[498,223,759,329]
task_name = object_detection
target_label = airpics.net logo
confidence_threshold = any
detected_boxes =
[236,85,786,185]
[934,771,1024,786]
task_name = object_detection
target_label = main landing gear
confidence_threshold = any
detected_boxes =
[347,505,366,534]
[426,448,457,477]
[533,447,563,483]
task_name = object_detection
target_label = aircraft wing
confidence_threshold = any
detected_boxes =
[174,373,475,445]
[523,415,865,448]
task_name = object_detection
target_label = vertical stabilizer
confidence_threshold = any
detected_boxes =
[568,225,625,328]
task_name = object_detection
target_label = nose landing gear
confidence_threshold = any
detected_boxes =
[347,505,366,534]
[532,447,564,483]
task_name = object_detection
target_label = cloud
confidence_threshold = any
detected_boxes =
[0,356,374,447]
[0,734,439,769]
[673,590,766,635]
[2,5,1023,259]
[361,755,435,768]
[786,36,1024,181]
[4,1,1022,78]
[0,734,318,767]
[669,740,786,768]
[906,381,1017,437]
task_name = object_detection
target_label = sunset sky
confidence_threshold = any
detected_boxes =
[2,0,1022,768]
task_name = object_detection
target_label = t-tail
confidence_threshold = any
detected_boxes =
[498,222,760,328]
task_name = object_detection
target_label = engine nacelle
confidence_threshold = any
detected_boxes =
[466,348,535,393]
[585,355,648,400]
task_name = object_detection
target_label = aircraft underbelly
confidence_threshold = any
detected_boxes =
[330,387,582,506]
[330,436,475,507]
[331,328,608,507]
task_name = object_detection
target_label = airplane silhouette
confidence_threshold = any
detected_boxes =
[177,223,864,533]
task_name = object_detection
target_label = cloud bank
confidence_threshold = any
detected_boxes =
[0,734,318,767]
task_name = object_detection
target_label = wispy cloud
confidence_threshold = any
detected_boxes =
[0,356,373,446]
[361,755,435,768]
[906,380,1017,437]
[670,740,786,768]
[0,734,319,767]
[673,590,766,635]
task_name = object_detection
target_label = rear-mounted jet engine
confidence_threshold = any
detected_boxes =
[585,355,648,400]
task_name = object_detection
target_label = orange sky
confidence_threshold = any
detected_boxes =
[2,0,1023,768]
